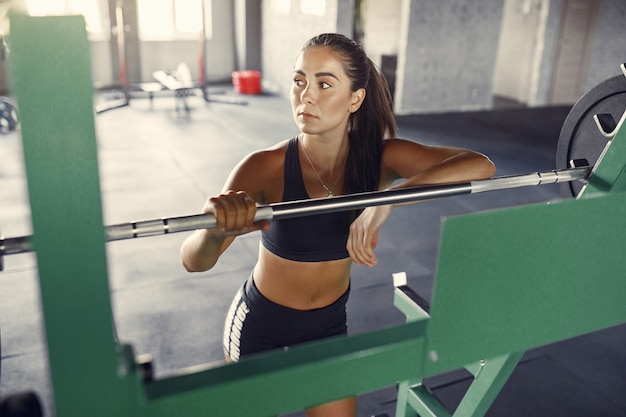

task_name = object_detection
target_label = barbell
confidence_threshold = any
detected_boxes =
[3,64,626,271]
[0,164,592,270]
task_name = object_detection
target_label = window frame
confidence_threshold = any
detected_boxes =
[137,0,209,42]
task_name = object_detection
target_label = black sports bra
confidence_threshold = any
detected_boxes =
[261,137,351,262]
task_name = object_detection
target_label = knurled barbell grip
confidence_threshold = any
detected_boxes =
[105,206,275,241]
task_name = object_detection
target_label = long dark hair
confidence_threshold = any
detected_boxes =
[301,33,396,201]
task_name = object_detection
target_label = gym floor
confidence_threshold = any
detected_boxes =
[1,87,625,416]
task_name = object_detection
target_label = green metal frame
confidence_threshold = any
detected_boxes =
[8,14,626,417]
[393,84,626,416]
[394,351,524,417]
[394,289,527,417]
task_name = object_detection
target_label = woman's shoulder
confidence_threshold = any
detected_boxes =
[382,137,425,151]
[242,137,291,166]
[225,138,293,203]
[261,137,292,155]
[381,138,422,161]
[379,137,431,186]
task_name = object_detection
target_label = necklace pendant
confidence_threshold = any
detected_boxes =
[327,191,333,197]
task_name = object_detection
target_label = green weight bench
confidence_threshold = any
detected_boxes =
[393,120,626,417]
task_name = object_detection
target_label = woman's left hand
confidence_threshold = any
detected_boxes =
[347,205,393,267]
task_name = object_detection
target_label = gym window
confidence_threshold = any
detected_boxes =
[137,0,210,41]
[300,0,325,16]
[273,0,290,14]
[24,0,108,40]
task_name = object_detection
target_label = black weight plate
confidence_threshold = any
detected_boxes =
[556,74,626,197]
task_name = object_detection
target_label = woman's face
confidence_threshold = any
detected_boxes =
[290,46,364,138]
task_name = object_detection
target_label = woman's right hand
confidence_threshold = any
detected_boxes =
[203,190,270,237]
[180,190,269,272]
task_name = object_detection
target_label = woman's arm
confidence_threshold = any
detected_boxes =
[381,139,496,189]
[180,148,282,272]
[180,191,259,272]
[347,139,496,267]
[180,230,232,273]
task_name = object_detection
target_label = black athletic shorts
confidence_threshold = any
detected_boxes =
[223,274,349,361]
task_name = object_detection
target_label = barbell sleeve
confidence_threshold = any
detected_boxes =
[0,166,592,259]
[469,165,591,193]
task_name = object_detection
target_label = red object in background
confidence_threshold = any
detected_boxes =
[232,70,262,94]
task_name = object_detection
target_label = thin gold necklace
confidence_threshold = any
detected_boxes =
[300,138,346,197]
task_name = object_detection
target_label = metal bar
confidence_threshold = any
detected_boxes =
[0,166,591,258]
[142,320,428,417]
[0,234,32,256]
[453,352,525,417]
[469,165,590,193]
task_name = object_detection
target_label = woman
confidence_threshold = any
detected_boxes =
[180,33,495,417]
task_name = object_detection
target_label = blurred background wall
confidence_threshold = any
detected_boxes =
[1,0,624,114]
